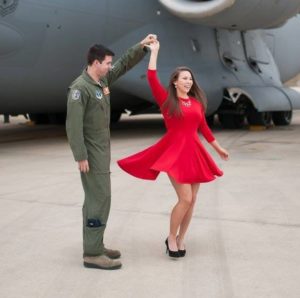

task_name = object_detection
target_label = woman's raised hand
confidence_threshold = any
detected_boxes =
[146,40,160,52]
[140,34,157,48]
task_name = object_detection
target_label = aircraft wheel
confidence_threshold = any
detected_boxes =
[218,114,245,129]
[272,111,292,126]
[247,109,272,126]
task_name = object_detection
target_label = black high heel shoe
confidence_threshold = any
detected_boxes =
[178,248,186,257]
[176,236,186,257]
[165,238,180,258]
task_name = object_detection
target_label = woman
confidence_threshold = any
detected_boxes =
[118,41,229,258]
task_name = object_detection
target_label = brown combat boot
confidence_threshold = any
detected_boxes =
[104,247,121,259]
[83,255,122,270]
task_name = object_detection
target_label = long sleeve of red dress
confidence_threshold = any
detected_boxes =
[198,112,215,143]
[147,69,167,106]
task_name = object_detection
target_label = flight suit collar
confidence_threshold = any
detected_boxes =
[82,69,103,87]
[82,69,110,105]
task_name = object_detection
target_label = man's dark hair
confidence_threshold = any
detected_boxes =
[87,44,115,65]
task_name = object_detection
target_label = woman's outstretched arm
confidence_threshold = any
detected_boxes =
[147,40,160,70]
[146,41,167,106]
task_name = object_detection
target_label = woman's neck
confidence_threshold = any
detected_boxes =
[176,90,189,99]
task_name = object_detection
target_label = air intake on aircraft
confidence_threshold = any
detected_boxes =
[158,0,300,30]
[158,0,235,19]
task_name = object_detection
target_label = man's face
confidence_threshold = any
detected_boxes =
[95,55,113,78]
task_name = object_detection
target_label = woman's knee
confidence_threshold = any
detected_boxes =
[191,195,197,205]
[179,194,193,207]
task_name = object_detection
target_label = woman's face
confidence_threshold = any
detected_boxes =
[174,71,193,95]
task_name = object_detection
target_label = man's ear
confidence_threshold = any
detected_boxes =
[93,59,101,66]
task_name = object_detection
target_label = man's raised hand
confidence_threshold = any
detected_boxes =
[140,34,157,48]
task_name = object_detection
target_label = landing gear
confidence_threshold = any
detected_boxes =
[218,113,245,129]
[272,111,292,126]
[217,109,293,128]
[246,108,272,126]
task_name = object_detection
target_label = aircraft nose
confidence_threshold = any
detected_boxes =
[0,23,23,56]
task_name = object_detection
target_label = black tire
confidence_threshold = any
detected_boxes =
[247,108,272,126]
[218,114,245,129]
[272,111,292,126]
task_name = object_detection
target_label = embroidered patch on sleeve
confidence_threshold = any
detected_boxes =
[71,89,81,100]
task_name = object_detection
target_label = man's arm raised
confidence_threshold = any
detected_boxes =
[106,34,157,86]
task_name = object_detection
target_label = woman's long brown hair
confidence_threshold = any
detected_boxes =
[162,66,207,117]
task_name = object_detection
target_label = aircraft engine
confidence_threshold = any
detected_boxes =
[158,0,300,30]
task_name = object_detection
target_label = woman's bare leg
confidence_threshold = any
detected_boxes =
[177,183,200,250]
[167,175,193,251]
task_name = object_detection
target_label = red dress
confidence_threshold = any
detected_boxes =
[117,70,223,183]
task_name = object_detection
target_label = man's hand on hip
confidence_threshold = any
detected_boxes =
[78,160,89,173]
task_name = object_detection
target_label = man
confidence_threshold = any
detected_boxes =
[66,34,156,270]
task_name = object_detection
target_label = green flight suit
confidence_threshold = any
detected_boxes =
[66,43,147,256]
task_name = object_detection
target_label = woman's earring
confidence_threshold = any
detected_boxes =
[174,84,177,88]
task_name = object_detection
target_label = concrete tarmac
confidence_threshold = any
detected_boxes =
[0,113,300,298]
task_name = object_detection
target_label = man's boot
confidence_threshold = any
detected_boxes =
[104,247,121,259]
[83,255,122,270]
